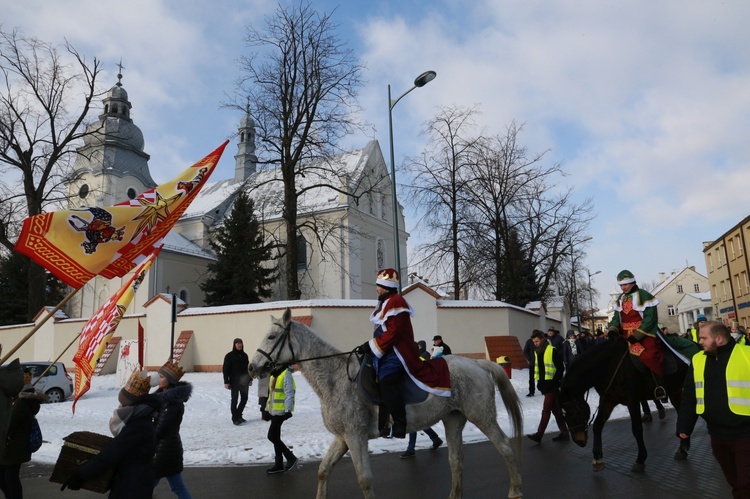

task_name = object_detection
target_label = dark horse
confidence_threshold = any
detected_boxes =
[559,336,691,472]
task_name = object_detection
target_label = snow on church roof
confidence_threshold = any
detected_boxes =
[162,230,215,260]
[181,141,380,223]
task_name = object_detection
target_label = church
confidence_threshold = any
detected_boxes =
[64,75,408,318]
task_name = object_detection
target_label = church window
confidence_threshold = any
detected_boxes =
[79,184,89,199]
[241,132,245,142]
[381,193,388,221]
[127,187,137,200]
[368,193,375,215]
[376,239,385,270]
[297,234,308,271]
[179,288,189,304]
[104,104,109,113]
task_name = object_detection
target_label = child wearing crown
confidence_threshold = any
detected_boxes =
[61,369,161,498]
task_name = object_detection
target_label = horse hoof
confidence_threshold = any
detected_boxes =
[631,462,645,473]
[641,413,652,423]
[592,460,605,472]
[674,450,688,460]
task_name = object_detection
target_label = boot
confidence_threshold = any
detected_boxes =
[267,458,285,474]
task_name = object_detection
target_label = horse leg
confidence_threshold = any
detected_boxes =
[469,413,522,498]
[443,411,467,499]
[654,399,666,419]
[627,402,647,473]
[345,434,376,499]
[316,436,350,499]
[640,400,652,422]
[591,402,616,472]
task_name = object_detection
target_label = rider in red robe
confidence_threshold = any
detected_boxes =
[608,269,665,387]
[357,269,451,438]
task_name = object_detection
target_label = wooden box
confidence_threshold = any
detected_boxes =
[49,431,114,493]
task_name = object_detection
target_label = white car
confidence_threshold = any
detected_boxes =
[21,362,74,403]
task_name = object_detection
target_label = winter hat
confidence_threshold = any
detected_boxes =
[158,359,185,385]
[118,370,151,406]
[567,330,576,338]
[617,270,636,285]
[696,314,707,323]
[376,268,400,289]
[432,335,442,341]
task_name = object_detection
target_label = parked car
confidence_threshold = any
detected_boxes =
[21,362,74,403]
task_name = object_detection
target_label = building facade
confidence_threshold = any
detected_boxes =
[703,215,750,328]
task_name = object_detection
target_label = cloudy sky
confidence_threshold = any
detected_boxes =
[4,0,749,308]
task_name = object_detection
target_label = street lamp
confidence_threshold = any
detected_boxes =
[587,270,602,332]
[388,70,437,293]
[569,236,593,332]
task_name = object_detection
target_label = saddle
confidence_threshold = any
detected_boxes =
[356,353,428,406]
[628,345,678,375]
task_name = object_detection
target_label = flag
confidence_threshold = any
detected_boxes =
[71,247,160,413]
[14,141,229,288]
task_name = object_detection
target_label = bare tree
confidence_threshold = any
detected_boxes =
[0,29,102,319]
[227,2,366,300]
[404,105,482,299]
[461,121,594,302]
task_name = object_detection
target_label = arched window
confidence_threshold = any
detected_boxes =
[376,239,385,270]
[179,288,189,305]
[297,234,307,271]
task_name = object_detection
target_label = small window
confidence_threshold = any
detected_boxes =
[694,284,700,292]
[297,234,307,271]
[127,187,137,200]
[79,184,90,199]
[377,239,385,270]
[667,305,675,316]
[676,284,683,293]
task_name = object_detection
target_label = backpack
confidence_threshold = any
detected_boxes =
[28,417,42,453]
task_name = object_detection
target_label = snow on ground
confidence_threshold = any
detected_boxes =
[33,368,632,467]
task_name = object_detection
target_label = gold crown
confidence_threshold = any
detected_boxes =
[376,268,399,288]
[123,369,151,398]
[159,359,185,383]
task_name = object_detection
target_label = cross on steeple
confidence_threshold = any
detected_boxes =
[116,58,125,87]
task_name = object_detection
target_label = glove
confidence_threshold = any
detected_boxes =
[355,341,372,355]
[261,410,272,422]
[283,412,293,421]
[61,472,84,491]
[627,335,638,344]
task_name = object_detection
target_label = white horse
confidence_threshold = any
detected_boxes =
[247,308,523,499]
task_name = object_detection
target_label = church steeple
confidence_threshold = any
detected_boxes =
[68,61,155,207]
[234,102,257,181]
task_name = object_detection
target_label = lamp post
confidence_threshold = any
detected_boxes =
[388,70,437,292]
[587,270,601,332]
[569,236,592,332]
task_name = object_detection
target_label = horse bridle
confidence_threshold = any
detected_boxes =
[255,322,295,373]
[254,321,362,381]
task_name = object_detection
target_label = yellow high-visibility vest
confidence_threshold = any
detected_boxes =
[534,346,556,381]
[268,369,296,413]
[693,345,750,416]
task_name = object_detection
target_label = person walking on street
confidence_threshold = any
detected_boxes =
[688,315,707,345]
[152,360,193,499]
[527,330,569,443]
[523,335,536,397]
[61,370,161,498]
[257,376,270,421]
[266,365,298,474]
[677,320,750,497]
[0,388,45,499]
[562,330,583,371]
[547,328,564,349]
[223,338,251,425]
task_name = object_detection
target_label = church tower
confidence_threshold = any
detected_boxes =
[234,103,257,180]
[68,65,156,208]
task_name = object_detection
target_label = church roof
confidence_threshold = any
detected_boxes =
[162,230,215,260]
[181,140,383,225]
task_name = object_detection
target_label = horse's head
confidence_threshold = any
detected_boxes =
[560,390,590,447]
[248,307,296,379]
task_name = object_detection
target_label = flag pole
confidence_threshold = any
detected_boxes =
[0,285,82,365]
[30,331,83,387]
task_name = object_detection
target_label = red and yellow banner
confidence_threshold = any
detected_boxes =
[14,141,228,288]
[71,247,161,413]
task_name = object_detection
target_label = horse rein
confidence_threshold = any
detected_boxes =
[255,322,361,381]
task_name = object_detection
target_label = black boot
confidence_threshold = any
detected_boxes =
[267,457,285,474]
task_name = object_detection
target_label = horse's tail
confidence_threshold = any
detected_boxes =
[477,360,523,440]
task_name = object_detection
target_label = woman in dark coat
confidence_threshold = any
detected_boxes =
[61,370,159,499]
[152,360,192,498]
[0,389,45,499]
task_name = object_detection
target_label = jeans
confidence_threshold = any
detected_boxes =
[406,427,440,452]
[230,383,249,421]
[154,473,192,499]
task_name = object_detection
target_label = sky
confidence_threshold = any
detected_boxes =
[34,368,631,468]
[3,0,750,308]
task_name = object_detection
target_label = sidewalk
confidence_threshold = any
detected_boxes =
[27,410,729,498]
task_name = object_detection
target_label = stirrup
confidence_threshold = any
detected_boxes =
[654,385,667,401]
